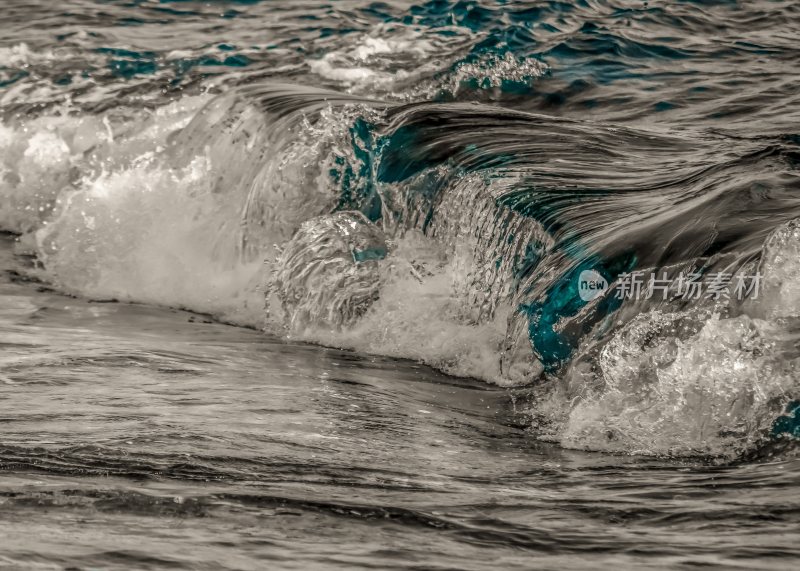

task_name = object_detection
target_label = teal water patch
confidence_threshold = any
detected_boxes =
[494,186,637,370]
[654,101,678,112]
[352,246,388,263]
[172,54,251,75]
[519,252,635,372]
[98,48,158,78]
[332,117,383,222]
[0,69,28,88]
[99,47,253,80]
[117,17,147,26]
[151,6,203,17]
[97,47,157,59]
[772,401,800,439]
[375,125,437,183]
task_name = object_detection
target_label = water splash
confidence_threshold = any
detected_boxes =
[267,211,386,330]
[546,220,800,458]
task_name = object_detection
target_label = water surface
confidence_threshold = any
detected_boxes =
[1,0,799,567]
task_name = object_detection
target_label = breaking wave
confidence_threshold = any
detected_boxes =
[2,2,799,459]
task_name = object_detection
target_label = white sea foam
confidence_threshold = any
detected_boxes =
[445,52,548,94]
[0,114,77,233]
[35,152,266,324]
[305,23,461,94]
[0,95,267,325]
[0,43,53,67]
[551,219,800,457]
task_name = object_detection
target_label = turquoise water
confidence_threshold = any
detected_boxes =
[0,1,799,568]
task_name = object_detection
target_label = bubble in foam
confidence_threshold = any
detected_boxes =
[0,43,49,68]
[551,219,800,458]
[19,97,265,325]
[0,119,75,233]
[749,218,800,319]
[267,211,387,330]
[36,144,263,323]
[561,311,796,457]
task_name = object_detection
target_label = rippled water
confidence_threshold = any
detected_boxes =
[1,234,797,569]
[1,0,799,568]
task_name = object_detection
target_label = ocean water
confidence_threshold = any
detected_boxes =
[0,0,798,568]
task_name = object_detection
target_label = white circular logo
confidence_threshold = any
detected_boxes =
[577,269,608,302]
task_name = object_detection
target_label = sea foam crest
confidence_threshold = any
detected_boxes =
[553,219,800,458]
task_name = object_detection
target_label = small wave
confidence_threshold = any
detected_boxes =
[1,78,798,457]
